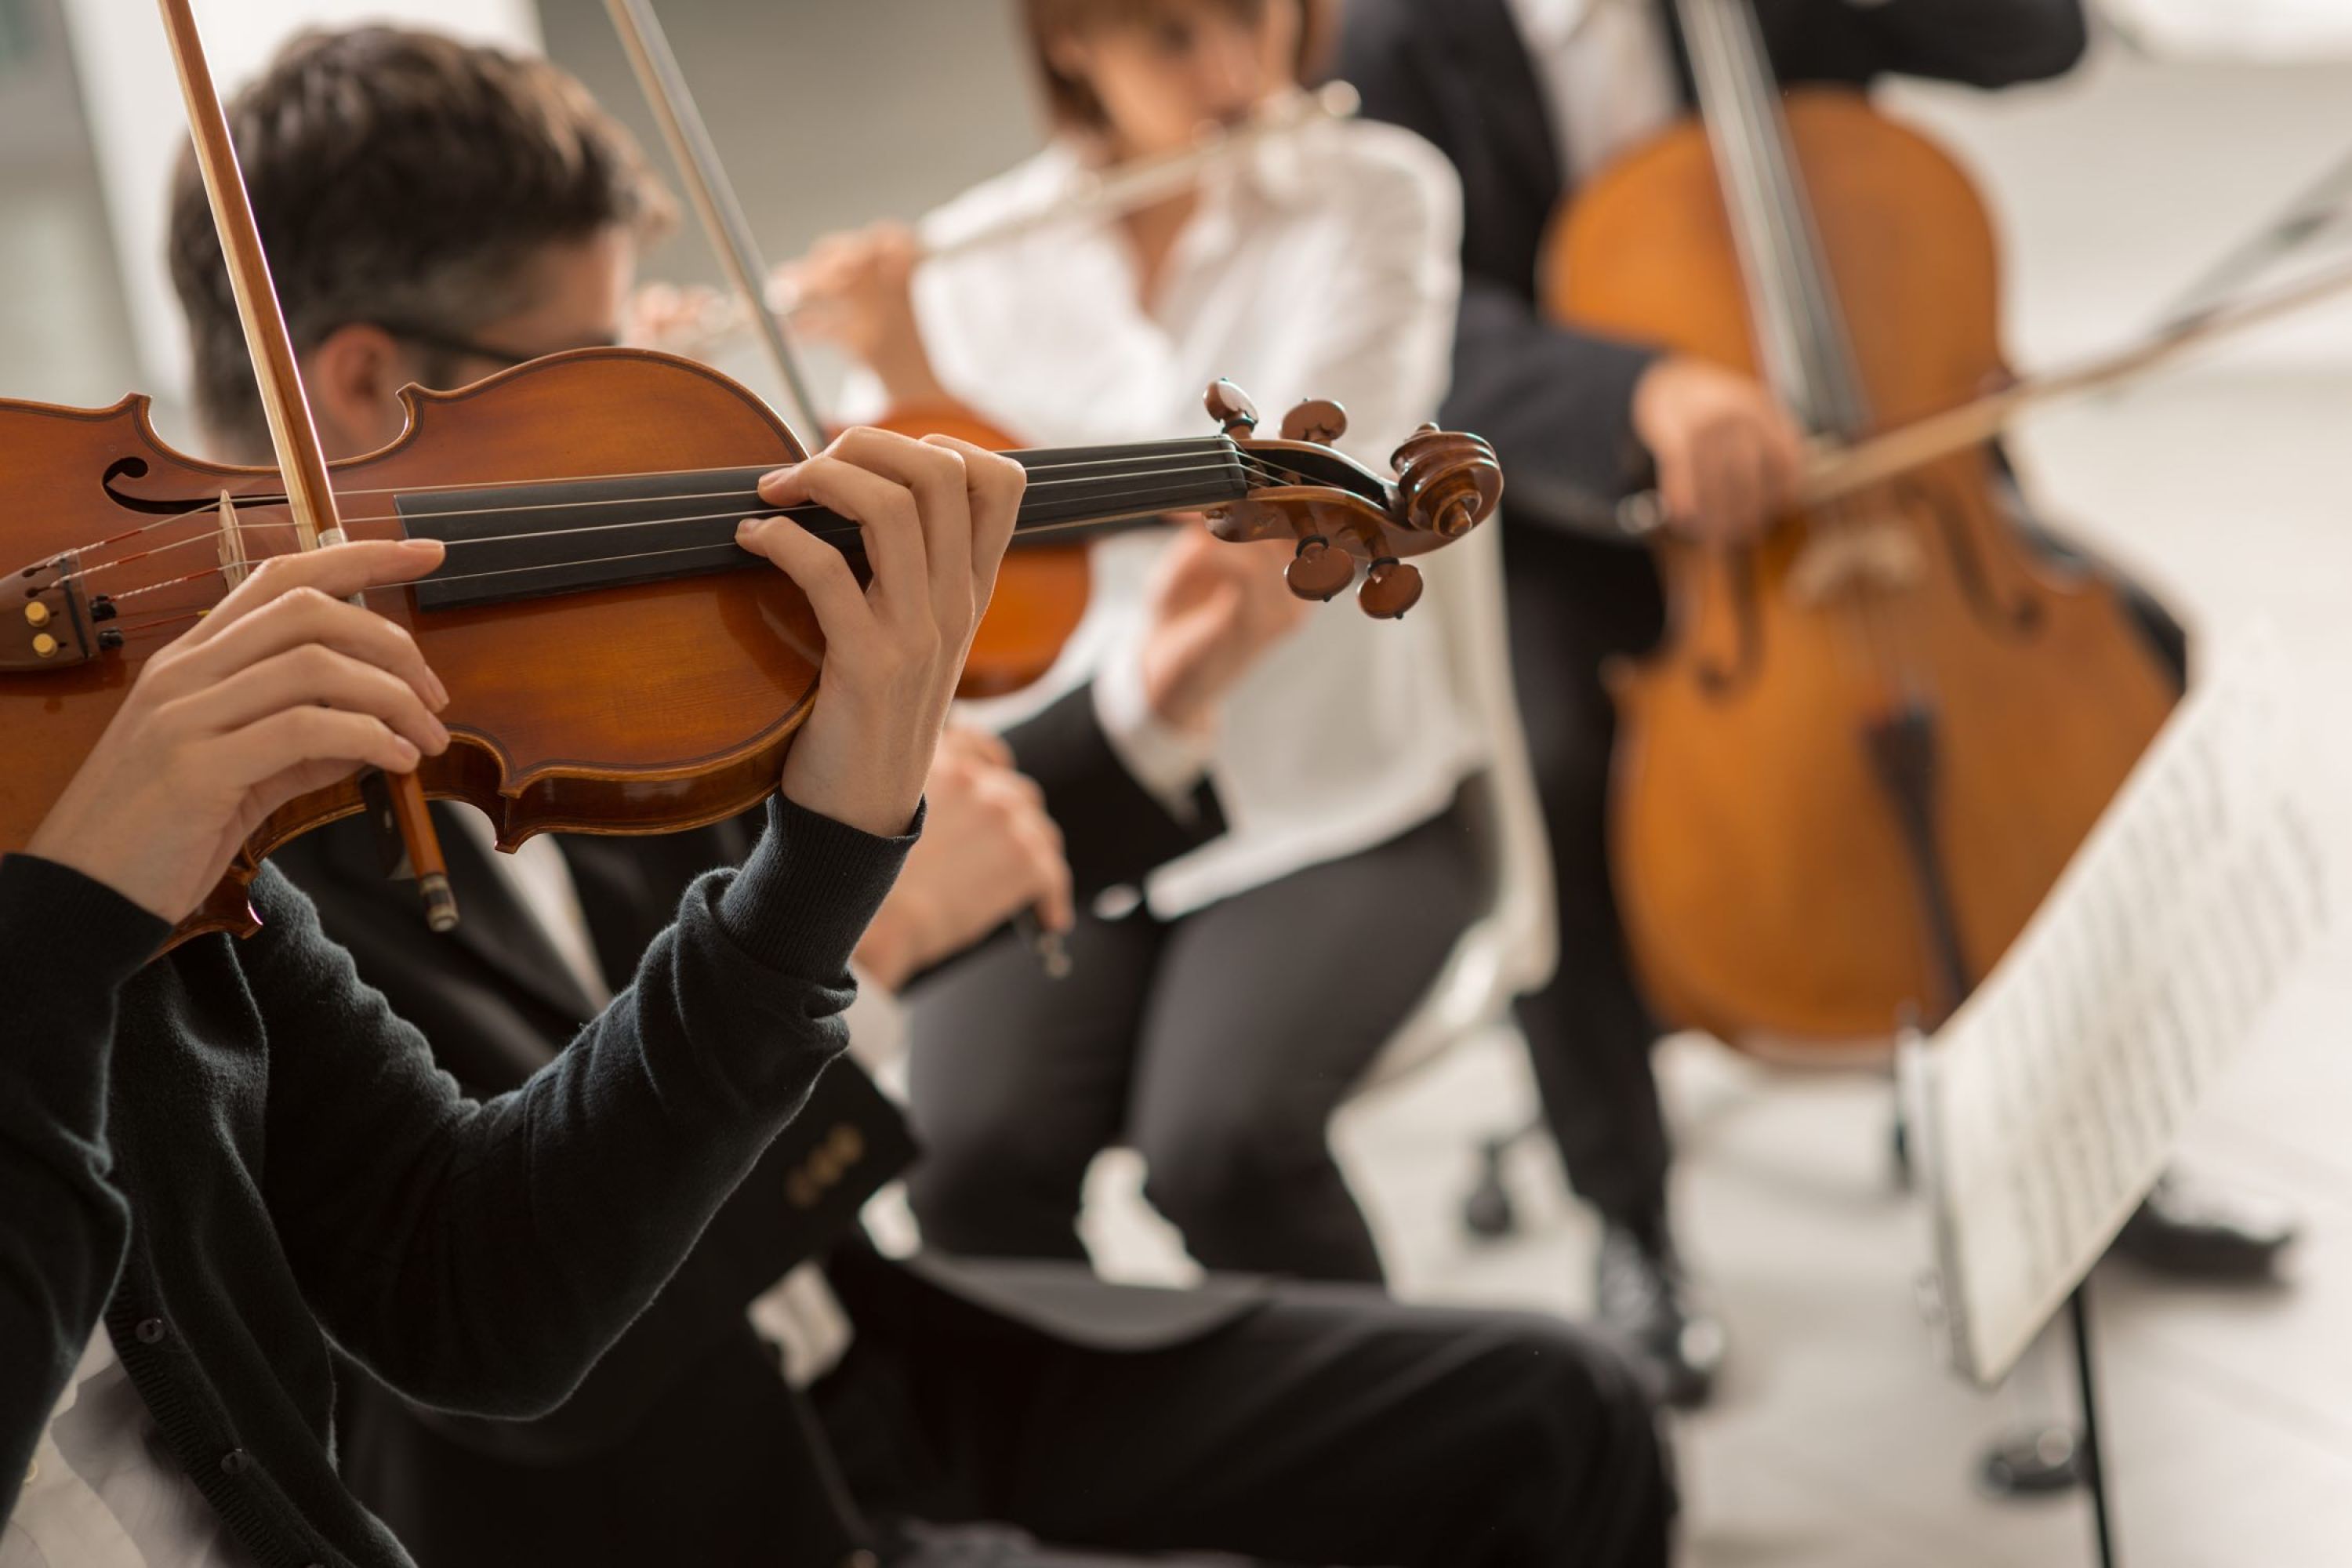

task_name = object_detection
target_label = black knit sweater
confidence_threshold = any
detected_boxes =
[0,796,911,1566]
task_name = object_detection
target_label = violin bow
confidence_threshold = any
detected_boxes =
[602,0,829,443]
[155,0,459,932]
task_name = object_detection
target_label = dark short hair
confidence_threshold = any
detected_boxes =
[1019,0,1334,131]
[167,25,674,458]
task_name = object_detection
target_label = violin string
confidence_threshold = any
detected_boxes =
[28,441,1257,564]
[50,457,1234,581]
[27,451,1232,580]
[27,449,1327,587]
[94,502,1316,630]
[41,456,1321,590]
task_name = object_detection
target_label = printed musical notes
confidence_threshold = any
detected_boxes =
[1911,627,2344,1385]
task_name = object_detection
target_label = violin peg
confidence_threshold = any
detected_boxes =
[1356,557,1424,620]
[1283,534,1354,602]
[1279,398,1348,446]
[1203,379,1260,436]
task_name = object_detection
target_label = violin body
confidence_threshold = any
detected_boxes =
[3,351,820,941]
[1547,89,2177,1051]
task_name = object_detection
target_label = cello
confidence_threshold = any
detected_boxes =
[1544,0,2178,1052]
[1,2,1502,951]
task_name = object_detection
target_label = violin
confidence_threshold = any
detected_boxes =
[4,353,1497,949]
[1544,0,2177,1053]
[0,0,1499,950]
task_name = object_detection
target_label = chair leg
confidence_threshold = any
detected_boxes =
[1460,1115,1548,1238]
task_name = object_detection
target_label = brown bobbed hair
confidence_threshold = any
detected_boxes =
[1020,0,1336,131]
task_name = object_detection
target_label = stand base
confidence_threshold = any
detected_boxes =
[1980,1425,2090,1497]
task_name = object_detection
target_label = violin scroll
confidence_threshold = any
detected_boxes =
[1392,423,1503,542]
[1200,382,1502,621]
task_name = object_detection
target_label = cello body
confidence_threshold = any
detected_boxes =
[1545,88,2177,1051]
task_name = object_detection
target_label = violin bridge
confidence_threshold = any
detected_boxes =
[217,490,251,590]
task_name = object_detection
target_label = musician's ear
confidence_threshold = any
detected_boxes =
[303,323,416,461]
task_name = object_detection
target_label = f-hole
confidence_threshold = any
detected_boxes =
[100,457,290,518]
[1902,474,2040,641]
[1697,547,1764,697]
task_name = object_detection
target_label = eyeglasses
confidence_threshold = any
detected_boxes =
[368,321,538,373]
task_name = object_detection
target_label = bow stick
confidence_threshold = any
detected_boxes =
[157,0,458,931]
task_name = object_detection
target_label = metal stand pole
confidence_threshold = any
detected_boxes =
[2070,1279,2119,1568]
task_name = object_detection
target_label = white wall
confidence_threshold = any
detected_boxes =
[2100,0,2352,59]
[58,0,543,397]
[1889,48,2352,376]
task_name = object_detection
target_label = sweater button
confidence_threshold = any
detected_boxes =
[134,1317,167,1345]
[219,1448,251,1476]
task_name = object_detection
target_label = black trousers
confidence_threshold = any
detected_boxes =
[905,808,1479,1283]
[1504,517,2190,1234]
[817,1248,1675,1568]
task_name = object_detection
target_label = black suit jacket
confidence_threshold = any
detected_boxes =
[1332,0,2089,537]
[280,685,1234,1568]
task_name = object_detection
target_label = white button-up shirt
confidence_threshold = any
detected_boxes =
[3,1332,258,1568]
[856,114,1485,916]
[1504,0,1683,185]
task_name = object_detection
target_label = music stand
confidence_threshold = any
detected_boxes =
[1904,630,2339,1568]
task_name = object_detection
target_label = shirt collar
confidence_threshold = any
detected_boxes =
[1504,0,1613,49]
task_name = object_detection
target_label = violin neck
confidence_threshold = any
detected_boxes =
[397,438,1250,612]
[1002,437,1251,543]
[1675,0,1871,437]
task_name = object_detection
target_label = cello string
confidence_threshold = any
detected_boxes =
[1687,0,1911,703]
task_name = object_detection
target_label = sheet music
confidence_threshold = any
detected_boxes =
[1916,627,2344,1385]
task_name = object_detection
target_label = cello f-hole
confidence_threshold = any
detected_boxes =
[1900,473,2040,639]
[1694,544,1763,698]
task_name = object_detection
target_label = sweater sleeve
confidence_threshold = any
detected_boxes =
[254,795,913,1419]
[1446,278,1664,537]
[1334,2,1664,538]
[1838,0,2088,89]
[1005,681,1225,898]
[0,855,169,1526]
